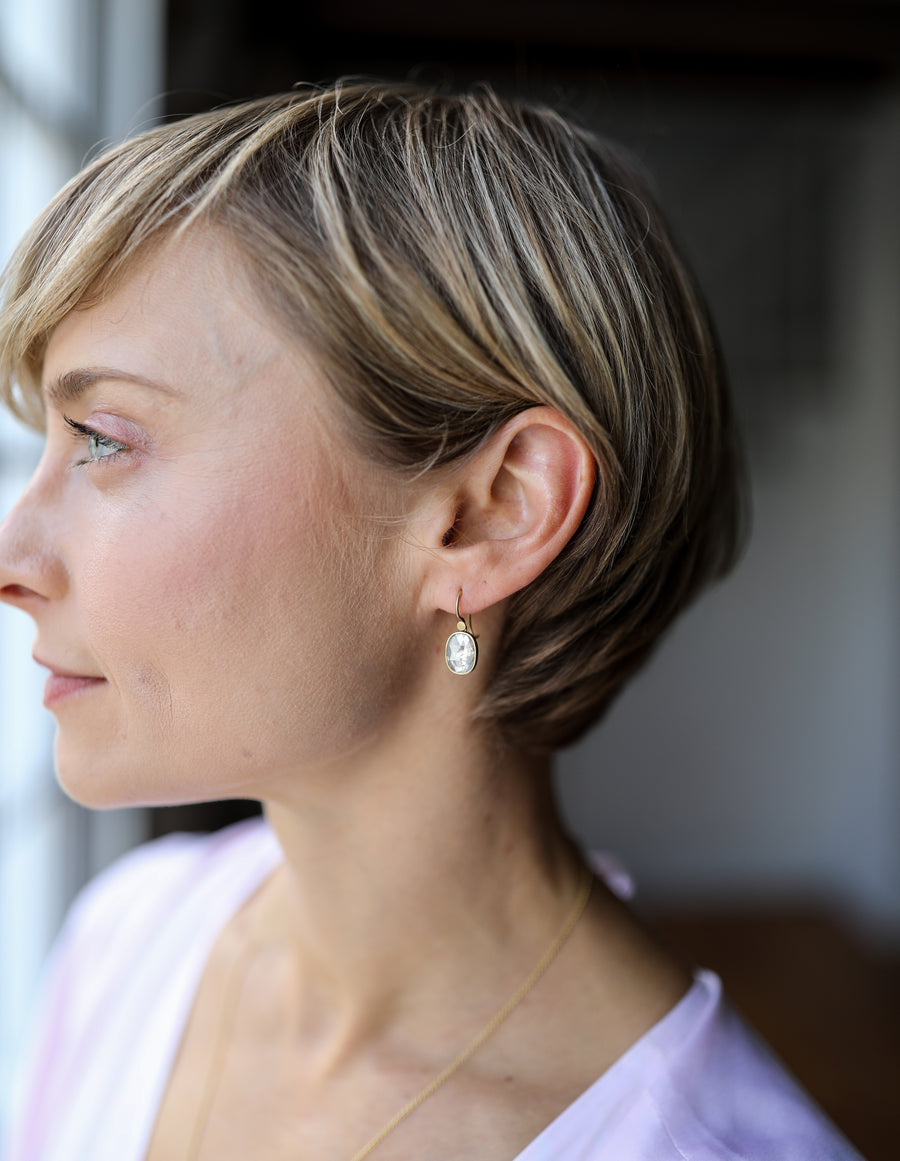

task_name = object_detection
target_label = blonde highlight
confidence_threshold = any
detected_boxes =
[0,80,745,749]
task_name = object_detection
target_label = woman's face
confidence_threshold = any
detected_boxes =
[0,231,422,807]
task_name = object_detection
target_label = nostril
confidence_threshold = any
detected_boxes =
[0,584,38,602]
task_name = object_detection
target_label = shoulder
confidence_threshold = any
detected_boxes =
[64,814,275,934]
[517,971,865,1161]
[3,817,280,1161]
[57,816,276,995]
[635,971,864,1160]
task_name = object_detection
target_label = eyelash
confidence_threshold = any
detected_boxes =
[64,415,130,466]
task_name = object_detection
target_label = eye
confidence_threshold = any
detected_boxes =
[85,430,126,463]
[64,415,130,465]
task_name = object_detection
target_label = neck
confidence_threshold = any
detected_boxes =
[254,720,582,1063]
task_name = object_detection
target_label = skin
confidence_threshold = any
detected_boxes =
[0,230,690,1159]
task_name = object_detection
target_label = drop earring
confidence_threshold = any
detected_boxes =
[445,590,478,675]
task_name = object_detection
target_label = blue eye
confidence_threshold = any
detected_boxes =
[64,415,129,465]
[86,431,126,462]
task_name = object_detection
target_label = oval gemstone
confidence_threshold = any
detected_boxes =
[446,630,477,674]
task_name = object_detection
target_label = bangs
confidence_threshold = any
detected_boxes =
[0,93,312,428]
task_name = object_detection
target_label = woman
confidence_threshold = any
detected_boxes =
[0,82,861,1160]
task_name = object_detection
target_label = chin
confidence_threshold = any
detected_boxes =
[53,735,251,812]
[53,736,159,811]
[54,757,140,811]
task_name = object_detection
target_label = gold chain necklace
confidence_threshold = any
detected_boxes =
[187,861,593,1161]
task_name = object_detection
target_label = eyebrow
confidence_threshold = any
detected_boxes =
[44,368,182,407]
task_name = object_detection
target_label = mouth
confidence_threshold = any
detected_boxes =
[34,656,107,709]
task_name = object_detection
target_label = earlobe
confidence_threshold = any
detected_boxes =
[422,407,596,616]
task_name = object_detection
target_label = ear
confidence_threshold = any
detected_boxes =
[417,407,596,616]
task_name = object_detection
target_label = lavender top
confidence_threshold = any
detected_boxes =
[3,818,863,1160]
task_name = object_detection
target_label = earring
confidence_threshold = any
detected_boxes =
[445,590,478,675]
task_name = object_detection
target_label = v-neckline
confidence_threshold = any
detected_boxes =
[138,819,710,1161]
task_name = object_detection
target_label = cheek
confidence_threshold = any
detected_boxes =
[76,461,411,775]
[82,477,308,676]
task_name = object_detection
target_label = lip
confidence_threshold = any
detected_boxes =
[34,655,106,709]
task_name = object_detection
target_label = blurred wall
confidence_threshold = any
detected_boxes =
[557,84,900,944]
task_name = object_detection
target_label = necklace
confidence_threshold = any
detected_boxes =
[186,861,593,1161]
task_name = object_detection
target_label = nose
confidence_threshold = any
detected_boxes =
[0,470,69,611]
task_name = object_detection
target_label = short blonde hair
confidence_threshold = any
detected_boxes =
[0,81,745,750]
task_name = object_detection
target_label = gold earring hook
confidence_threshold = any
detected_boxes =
[455,589,472,633]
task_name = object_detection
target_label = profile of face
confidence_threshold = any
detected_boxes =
[0,231,427,809]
